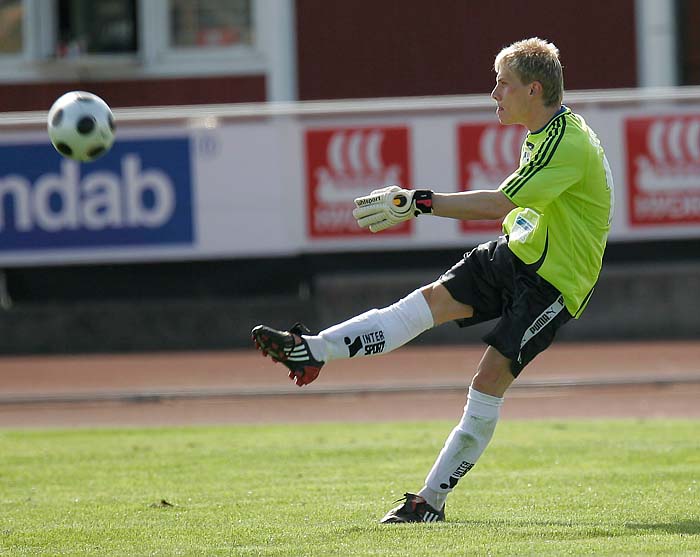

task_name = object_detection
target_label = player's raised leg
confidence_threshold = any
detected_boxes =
[251,283,473,387]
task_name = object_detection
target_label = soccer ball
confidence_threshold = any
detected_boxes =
[47,91,115,162]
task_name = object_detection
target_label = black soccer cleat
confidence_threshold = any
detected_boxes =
[251,322,324,387]
[380,493,445,524]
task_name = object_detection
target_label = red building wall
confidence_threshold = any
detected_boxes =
[0,75,266,112]
[0,1,637,111]
[296,0,637,100]
[679,0,700,84]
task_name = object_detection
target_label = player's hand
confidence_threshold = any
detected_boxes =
[352,186,433,233]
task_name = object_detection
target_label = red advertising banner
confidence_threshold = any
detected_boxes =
[305,126,412,238]
[457,123,525,232]
[626,115,700,226]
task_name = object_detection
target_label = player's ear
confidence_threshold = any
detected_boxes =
[529,81,543,96]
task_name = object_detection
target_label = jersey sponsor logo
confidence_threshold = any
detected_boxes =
[626,115,700,225]
[0,138,193,251]
[305,126,412,238]
[457,123,527,233]
[344,330,385,357]
[510,210,538,242]
[514,214,534,230]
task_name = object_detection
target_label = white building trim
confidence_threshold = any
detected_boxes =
[635,0,679,87]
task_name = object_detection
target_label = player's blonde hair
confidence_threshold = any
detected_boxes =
[494,37,564,107]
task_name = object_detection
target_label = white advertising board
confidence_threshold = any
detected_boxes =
[1,90,699,266]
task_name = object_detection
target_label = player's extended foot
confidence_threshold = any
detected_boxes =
[251,323,324,387]
[380,493,445,523]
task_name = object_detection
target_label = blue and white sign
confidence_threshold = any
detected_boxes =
[0,137,194,251]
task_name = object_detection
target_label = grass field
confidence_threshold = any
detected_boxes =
[1,419,699,556]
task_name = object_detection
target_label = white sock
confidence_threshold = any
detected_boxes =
[419,388,504,510]
[303,289,434,362]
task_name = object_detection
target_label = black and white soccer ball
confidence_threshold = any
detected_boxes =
[47,91,115,162]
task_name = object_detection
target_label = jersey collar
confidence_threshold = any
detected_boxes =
[529,105,569,135]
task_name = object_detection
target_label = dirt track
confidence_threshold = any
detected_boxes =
[0,341,698,428]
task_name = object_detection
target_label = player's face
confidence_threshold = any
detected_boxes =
[491,65,532,126]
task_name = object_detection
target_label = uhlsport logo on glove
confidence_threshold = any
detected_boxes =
[352,186,433,233]
[305,126,412,238]
[355,194,383,207]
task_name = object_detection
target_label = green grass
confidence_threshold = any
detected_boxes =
[1,419,698,556]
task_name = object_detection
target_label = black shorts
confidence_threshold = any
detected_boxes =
[438,236,572,377]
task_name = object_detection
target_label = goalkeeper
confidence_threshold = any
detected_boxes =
[252,37,613,523]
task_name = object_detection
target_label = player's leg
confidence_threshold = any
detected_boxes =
[470,345,517,396]
[251,239,508,387]
[414,347,511,511]
[308,281,474,359]
[411,298,571,522]
[379,347,511,523]
[381,239,572,522]
[251,281,474,386]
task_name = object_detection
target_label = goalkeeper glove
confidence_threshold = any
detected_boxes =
[352,185,434,233]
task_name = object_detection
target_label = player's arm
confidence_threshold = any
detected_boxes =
[353,186,516,233]
[431,190,516,221]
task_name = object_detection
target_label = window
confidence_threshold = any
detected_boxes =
[56,0,137,58]
[144,0,263,77]
[0,0,284,85]
[169,0,252,49]
[0,0,22,55]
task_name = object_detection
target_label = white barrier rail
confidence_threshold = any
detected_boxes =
[4,86,700,126]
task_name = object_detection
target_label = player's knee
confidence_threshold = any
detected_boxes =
[471,364,514,397]
[471,374,499,396]
[420,282,473,325]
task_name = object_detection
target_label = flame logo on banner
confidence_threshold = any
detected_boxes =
[478,126,524,173]
[637,118,700,191]
[464,124,525,191]
[305,126,411,237]
[458,123,526,232]
[315,130,402,204]
[329,130,383,173]
[626,114,700,225]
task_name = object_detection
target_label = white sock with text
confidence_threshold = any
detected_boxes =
[303,289,434,362]
[420,388,504,509]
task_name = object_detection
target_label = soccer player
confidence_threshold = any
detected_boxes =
[252,37,614,523]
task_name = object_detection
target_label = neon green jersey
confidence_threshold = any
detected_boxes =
[499,107,614,318]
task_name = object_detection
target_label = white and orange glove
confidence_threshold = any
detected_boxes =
[352,185,434,233]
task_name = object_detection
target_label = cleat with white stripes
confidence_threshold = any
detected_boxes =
[380,493,445,524]
[251,323,324,387]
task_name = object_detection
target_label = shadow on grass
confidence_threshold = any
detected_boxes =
[625,520,700,535]
[437,519,617,539]
[436,519,700,538]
